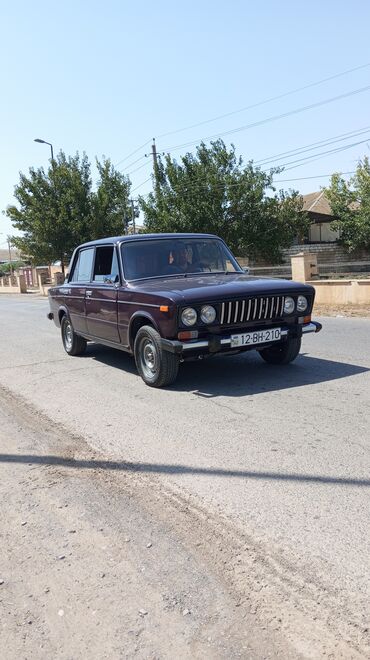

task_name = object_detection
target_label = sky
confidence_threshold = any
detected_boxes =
[1,0,370,244]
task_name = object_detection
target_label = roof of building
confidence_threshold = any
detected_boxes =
[302,190,359,217]
[301,191,332,215]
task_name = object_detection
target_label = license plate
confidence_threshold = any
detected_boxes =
[230,327,281,347]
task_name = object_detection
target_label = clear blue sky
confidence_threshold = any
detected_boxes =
[1,0,370,243]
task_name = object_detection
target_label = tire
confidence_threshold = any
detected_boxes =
[134,325,179,387]
[61,316,87,356]
[259,336,301,365]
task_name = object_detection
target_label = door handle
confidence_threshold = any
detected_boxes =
[86,290,92,296]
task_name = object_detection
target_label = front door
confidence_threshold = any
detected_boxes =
[85,245,120,343]
[66,247,95,334]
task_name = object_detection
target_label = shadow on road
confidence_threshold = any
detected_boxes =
[0,453,369,487]
[85,345,369,398]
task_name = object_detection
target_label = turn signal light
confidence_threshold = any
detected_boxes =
[178,330,198,340]
[304,315,311,324]
[160,305,169,312]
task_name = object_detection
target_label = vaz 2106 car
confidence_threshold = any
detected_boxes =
[47,233,322,387]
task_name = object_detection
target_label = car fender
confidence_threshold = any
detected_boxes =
[128,311,161,350]
[56,304,70,327]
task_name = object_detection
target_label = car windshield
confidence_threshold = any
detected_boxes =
[121,238,242,281]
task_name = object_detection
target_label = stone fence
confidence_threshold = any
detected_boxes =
[0,274,27,293]
[291,252,370,306]
[0,270,64,294]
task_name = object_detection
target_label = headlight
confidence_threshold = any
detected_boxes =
[181,307,197,326]
[200,305,216,324]
[283,296,295,314]
[297,295,308,312]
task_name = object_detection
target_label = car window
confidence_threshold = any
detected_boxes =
[121,238,242,280]
[93,246,120,283]
[70,248,95,283]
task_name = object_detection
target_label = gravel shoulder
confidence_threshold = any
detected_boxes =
[314,303,370,318]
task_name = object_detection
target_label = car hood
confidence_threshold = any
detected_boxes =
[129,273,314,304]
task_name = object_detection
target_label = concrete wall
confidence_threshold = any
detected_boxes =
[291,252,370,306]
[310,279,370,305]
[0,275,27,294]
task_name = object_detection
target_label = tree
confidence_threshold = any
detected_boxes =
[140,140,307,262]
[6,152,131,272]
[6,152,92,272]
[325,158,370,252]
[91,159,131,239]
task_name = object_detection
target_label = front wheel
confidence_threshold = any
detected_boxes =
[61,316,87,356]
[259,336,301,365]
[134,325,179,387]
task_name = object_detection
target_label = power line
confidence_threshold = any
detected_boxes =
[118,153,148,172]
[114,63,370,176]
[129,139,364,198]
[126,160,152,176]
[255,126,370,166]
[114,139,151,168]
[131,176,152,192]
[274,172,354,183]
[161,84,370,154]
[157,62,370,140]
[273,137,370,172]
[137,142,364,198]
[136,170,354,199]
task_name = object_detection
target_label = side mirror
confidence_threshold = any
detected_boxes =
[243,266,250,274]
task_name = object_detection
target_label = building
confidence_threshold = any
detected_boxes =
[302,191,341,243]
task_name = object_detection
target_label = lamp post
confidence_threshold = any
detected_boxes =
[34,138,54,160]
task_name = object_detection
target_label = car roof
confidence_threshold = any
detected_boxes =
[78,233,219,248]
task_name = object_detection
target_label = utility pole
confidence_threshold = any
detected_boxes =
[130,199,140,233]
[145,138,161,193]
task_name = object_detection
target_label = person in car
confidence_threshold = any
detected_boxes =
[164,246,202,274]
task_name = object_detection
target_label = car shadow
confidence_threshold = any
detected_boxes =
[84,344,369,398]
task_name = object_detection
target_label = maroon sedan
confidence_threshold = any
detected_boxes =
[47,233,322,387]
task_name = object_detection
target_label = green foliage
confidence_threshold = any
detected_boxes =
[140,140,307,262]
[325,158,370,252]
[91,159,132,239]
[0,260,25,274]
[6,152,131,271]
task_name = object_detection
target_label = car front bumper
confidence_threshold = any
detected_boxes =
[161,321,322,355]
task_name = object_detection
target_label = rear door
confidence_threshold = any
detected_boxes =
[85,245,120,343]
[66,247,95,334]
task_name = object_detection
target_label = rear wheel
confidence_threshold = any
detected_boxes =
[259,336,301,365]
[61,316,87,356]
[134,325,179,387]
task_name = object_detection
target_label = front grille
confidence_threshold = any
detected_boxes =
[219,296,285,326]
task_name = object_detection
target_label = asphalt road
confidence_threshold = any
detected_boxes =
[0,295,369,655]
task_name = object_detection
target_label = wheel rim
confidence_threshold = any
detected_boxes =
[63,320,73,351]
[139,338,158,379]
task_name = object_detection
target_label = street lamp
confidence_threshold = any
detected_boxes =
[34,138,54,160]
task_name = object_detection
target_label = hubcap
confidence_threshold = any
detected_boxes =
[140,338,158,378]
[64,321,73,350]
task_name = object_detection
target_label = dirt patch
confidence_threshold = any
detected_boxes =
[313,303,370,318]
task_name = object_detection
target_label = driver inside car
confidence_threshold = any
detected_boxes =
[164,246,202,274]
